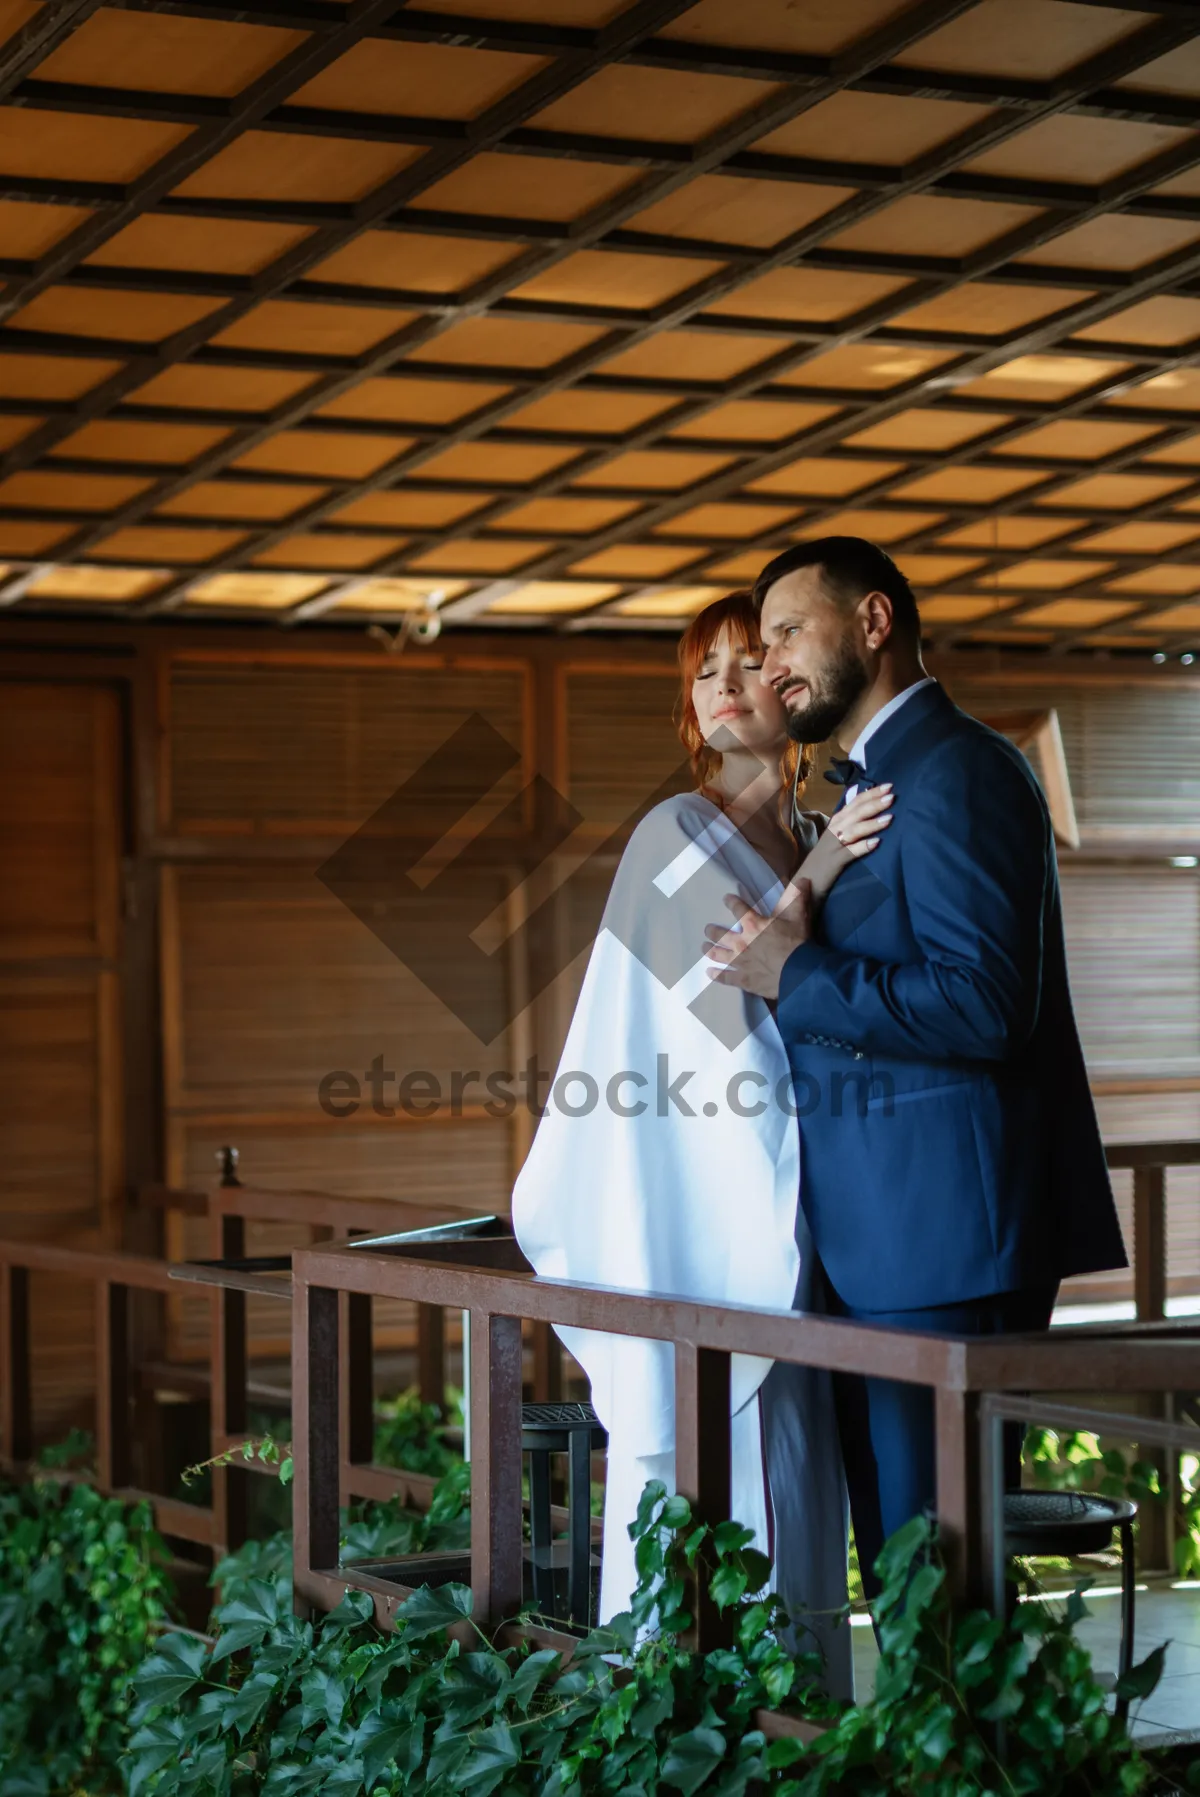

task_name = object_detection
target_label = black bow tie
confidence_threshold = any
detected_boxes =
[824,757,869,789]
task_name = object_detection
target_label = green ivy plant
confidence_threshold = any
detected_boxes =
[787,1514,1167,1797]
[1178,1453,1200,1580]
[184,1433,295,1491]
[1024,1428,1162,1510]
[212,1461,472,1613]
[124,1476,1179,1797]
[373,1391,464,1481]
[1023,1426,1200,1579]
[0,1467,175,1796]
[125,1475,822,1797]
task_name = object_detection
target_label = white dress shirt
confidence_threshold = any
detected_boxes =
[843,675,937,801]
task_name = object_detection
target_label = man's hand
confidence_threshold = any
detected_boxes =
[703,877,815,999]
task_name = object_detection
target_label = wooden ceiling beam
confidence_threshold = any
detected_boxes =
[0,0,715,490]
[12,76,1200,235]
[0,0,106,94]
[2,0,1199,648]
[102,0,1200,127]
[120,7,1196,616]
[16,0,999,606]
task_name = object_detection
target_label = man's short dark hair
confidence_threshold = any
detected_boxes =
[753,536,921,643]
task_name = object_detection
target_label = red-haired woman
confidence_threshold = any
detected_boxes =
[512,593,890,1694]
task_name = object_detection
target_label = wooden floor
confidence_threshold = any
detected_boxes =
[850,1578,1200,1743]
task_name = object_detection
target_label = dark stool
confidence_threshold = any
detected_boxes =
[1004,1491,1138,1719]
[522,1400,607,1625]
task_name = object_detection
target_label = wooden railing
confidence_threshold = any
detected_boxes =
[1100,1139,1200,1568]
[0,1150,508,1556]
[289,1237,1200,1654]
[200,1152,471,1551]
[0,1240,215,1547]
[1,1138,1197,1578]
[1103,1139,1200,1323]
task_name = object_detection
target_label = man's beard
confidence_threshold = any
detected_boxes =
[780,637,870,745]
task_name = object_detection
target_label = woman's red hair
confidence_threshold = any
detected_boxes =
[674,590,814,826]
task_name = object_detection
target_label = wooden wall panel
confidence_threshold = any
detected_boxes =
[562,668,688,829]
[160,647,535,1370]
[167,657,528,831]
[947,674,1200,841]
[169,862,516,1111]
[0,976,120,1235]
[0,679,124,1442]
[0,681,120,961]
[27,1271,99,1445]
[1060,865,1200,1080]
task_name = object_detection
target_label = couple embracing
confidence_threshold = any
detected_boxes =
[513,535,1126,1695]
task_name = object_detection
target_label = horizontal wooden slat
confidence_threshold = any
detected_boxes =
[168,660,526,830]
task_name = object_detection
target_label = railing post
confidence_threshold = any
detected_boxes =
[96,1280,132,1491]
[417,1304,445,1409]
[211,1208,247,1554]
[936,1386,985,1609]
[1134,1162,1171,1569]
[469,1308,524,1625]
[1134,1165,1167,1323]
[675,1341,732,1651]
[293,1271,340,1607]
[0,1262,32,1466]
[342,1292,374,1484]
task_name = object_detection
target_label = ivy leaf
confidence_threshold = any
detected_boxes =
[301,1666,348,1732]
[357,1714,425,1792]
[325,1587,376,1629]
[225,1669,280,1738]
[682,1524,708,1568]
[738,1549,771,1596]
[458,1719,521,1794]
[661,1495,693,1531]
[631,1683,674,1738]
[127,1716,186,1797]
[871,1655,917,1707]
[210,1620,277,1667]
[633,1481,669,1536]
[396,1581,473,1640]
[426,1717,473,1785]
[903,1563,944,1620]
[709,1563,748,1611]
[132,1629,211,1712]
[577,1612,635,1657]
[912,1702,957,1764]
[508,1647,561,1712]
[978,1682,1026,1723]
[659,1724,727,1796]
[212,1581,285,1663]
[712,1521,755,1556]
[1115,1640,1167,1703]
[758,1657,795,1707]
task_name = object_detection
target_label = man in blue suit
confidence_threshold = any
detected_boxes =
[705,536,1126,1593]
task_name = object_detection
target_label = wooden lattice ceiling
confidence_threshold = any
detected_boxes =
[4,0,1200,651]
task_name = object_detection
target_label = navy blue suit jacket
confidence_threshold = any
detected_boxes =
[778,681,1126,1312]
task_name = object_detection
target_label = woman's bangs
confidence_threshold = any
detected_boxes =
[679,593,761,682]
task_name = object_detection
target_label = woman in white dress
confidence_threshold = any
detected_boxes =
[511,591,892,1695]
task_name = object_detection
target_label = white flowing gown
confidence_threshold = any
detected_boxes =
[511,793,852,1696]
